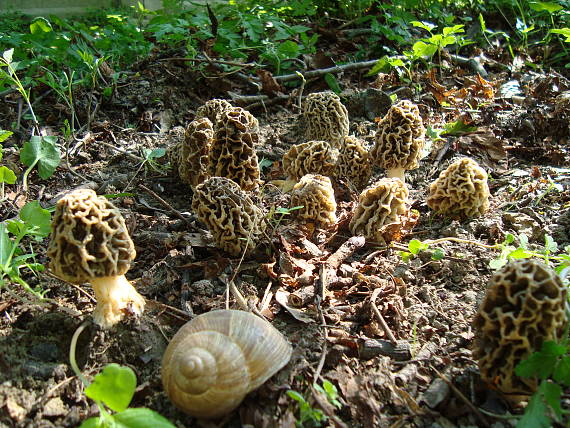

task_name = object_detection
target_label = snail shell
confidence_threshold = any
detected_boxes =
[161,309,293,419]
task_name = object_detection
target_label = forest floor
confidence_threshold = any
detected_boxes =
[1,37,570,428]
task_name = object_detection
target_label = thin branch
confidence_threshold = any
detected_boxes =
[370,287,398,344]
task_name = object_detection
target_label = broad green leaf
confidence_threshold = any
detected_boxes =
[388,58,405,67]
[366,56,391,76]
[277,40,300,58]
[412,40,438,59]
[0,223,11,266]
[112,408,177,428]
[20,136,61,179]
[443,25,464,36]
[489,257,507,270]
[551,28,570,42]
[516,342,567,379]
[544,234,558,253]
[0,130,13,143]
[85,364,136,412]
[324,73,341,94]
[441,120,477,136]
[30,17,53,35]
[0,166,16,184]
[431,248,445,260]
[553,355,570,386]
[507,248,532,259]
[411,21,435,32]
[287,390,306,403]
[19,201,51,237]
[539,380,562,418]
[142,148,166,161]
[408,239,429,255]
[78,417,99,428]
[2,49,14,64]
[505,233,515,244]
[529,1,563,13]
[516,393,550,428]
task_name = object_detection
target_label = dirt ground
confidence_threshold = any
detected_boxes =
[1,53,570,428]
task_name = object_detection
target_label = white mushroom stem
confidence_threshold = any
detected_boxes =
[90,275,146,329]
[387,167,406,183]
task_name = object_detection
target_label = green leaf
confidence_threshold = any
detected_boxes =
[544,234,558,253]
[366,56,391,76]
[442,25,464,36]
[78,417,100,428]
[516,342,567,379]
[551,28,570,42]
[411,21,435,32]
[142,148,166,161]
[30,17,53,35]
[112,408,177,428]
[539,380,562,418]
[529,1,563,13]
[505,233,515,244]
[516,393,551,428]
[0,130,13,143]
[19,201,51,237]
[478,14,487,32]
[431,248,445,260]
[0,166,16,184]
[489,257,507,270]
[412,40,438,59]
[507,248,532,260]
[2,49,14,64]
[20,136,61,179]
[408,239,429,255]
[441,120,477,136]
[553,355,570,386]
[287,390,307,404]
[0,223,11,266]
[85,364,137,412]
[277,40,300,58]
[324,73,341,94]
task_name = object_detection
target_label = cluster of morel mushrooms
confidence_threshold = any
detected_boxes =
[46,93,569,419]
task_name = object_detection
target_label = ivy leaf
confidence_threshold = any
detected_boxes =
[20,135,61,179]
[516,393,551,428]
[0,166,16,184]
[85,364,136,412]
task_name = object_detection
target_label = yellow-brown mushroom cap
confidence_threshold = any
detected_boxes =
[290,174,337,227]
[302,91,349,147]
[282,140,338,181]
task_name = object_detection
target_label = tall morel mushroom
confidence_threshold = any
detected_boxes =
[349,178,409,243]
[473,259,568,395]
[47,189,145,328]
[195,98,233,124]
[302,91,349,148]
[282,140,338,181]
[209,107,261,191]
[370,100,425,183]
[335,135,372,190]
[290,174,337,227]
[426,157,490,219]
[192,177,266,256]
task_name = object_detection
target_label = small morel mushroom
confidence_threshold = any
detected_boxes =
[195,98,234,124]
[192,177,266,256]
[282,140,338,181]
[302,91,349,148]
[209,107,261,191]
[426,157,490,219]
[473,259,568,396]
[169,118,214,190]
[47,189,145,328]
[335,135,372,190]
[290,174,337,227]
[370,100,425,183]
[349,177,409,243]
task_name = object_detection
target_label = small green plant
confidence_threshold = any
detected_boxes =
[267,205,304,230]
[20,135,61,191]
[406,22,472,66]
[0,201,51,298]
[287,380,342,427]
[0,130,16,200]
[399,238,446,263]
[314,380,342,410]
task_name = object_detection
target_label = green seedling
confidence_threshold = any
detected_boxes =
[287,389,326,427]
[141,148,168,174]
[267,205,304,230]
[399,239,445,263]
[313,380,342,410]
[0,130,16,200]
[20,135,61,191]
[407,22,472,66]
[1,201,51,298]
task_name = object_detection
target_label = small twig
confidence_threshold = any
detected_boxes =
[370,287,398,344]
[313,296,328,383]
[138,184,192,226]
[97,140,143,162]
[431,365,490,427]
[327,236,365,269]
[160,56,259,68]
[274,59,379,82]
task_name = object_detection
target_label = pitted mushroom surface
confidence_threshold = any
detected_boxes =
[290,174,337,227]
[335,135,372,190]
[195,98,233,124]
[302,91,349,147]
[349,177,409,243]
[473,259,568,395]
[370,100,425,182]
[426,157,490,218]
[209,107,261,191]
[282,140,338,181]
[47,189,145,328]
[192,177,266,256]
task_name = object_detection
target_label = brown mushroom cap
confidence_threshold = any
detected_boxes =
[349,177,409,243]
[174,117,214,190]
[209,107,261,191]
[290,174,337,227]
[195,99,234,124]
[472,259,568,395]
[370,100,425,180]
[426,157,490,218]
[335,136,372,190]
[47,189,135,283]
[282,140,339,181]
[192,177,266,256]
[302,92,349,147]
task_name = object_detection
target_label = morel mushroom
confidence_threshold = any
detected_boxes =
[192,177,266,256]
[195,98,233,124]
[370,100,425,183]
[349,178,409,243]
[335,135,372,190]
[290,174,337,227]
[473,259,568,395]
[282,140,338,181]
[426,157,490,219]
[209,107,261,191]
[302,91,349,147]
[47,189,145,328]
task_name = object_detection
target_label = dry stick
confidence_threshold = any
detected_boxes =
[138,184,193,227]
[97,140,143,162]
[274,59,379,82]
[430,365,490,427]
[370,287,398,345]
[313,296,328,383]
[160,56,259,68]
[321,236,366,300]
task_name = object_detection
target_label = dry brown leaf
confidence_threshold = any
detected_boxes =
[275,289,315,323]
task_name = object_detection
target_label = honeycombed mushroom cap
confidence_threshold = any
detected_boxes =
[335,136,372,190]
[47,189,135,283]
[349,177,409,243]
[192,177,266,256]
[282,140,339,181]
[291,174,337,226]
[302,92,349,147]
[472,259,568,395]
[195,99,233,124]
[426,157,490,218]
[176,117,214,189]
[370,100,425,172]
[209,107,261,191]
